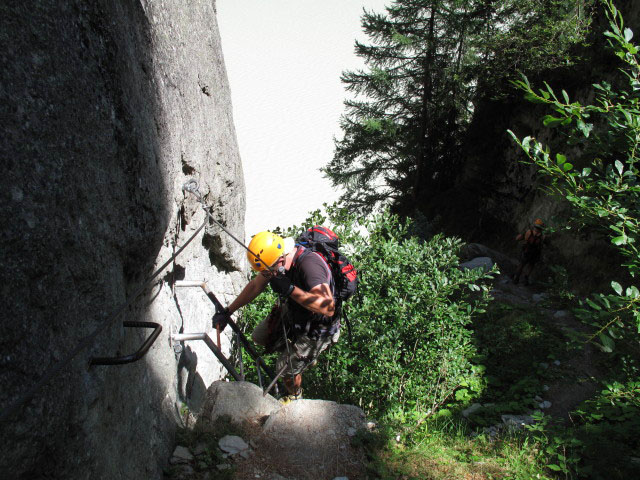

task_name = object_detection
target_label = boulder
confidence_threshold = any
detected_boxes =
[218,435,249,455]
[501,414,534,429]
[460,243,518,273]
[459,256,494,273]
[255,400,368,479]
[170,445,194,464]
[198,381,281,427]
[462,403,483,417]
[532,293,548,303]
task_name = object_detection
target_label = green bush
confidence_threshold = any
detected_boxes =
[242,206,494,419]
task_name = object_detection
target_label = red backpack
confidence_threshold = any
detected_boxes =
[295,226,358,302]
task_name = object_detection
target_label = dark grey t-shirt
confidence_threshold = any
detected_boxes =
[286,248,336,338]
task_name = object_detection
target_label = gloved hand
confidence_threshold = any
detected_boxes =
[270,274,294,297]
[212,308,231,331]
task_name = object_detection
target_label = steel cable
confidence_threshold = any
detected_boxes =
[2,179,276,422]
[0,217,207,423]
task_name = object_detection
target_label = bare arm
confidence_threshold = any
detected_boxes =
[289,282,335,317]
[227,272,269,314]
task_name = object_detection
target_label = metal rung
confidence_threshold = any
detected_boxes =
[173,280,277,384]
[171,332,242,381]
[89,321,162,366]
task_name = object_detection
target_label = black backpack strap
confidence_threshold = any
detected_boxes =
[335,298,352,343]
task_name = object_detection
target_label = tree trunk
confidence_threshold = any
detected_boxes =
[412,1,438,203]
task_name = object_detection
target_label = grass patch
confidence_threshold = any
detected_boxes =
[361,418,552,479]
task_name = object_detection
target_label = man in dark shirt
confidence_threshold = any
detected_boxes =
[221,231,337,399]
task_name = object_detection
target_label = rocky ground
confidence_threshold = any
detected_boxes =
[164,382,372,480]
[459,247,605,441]
[491,271,603,421]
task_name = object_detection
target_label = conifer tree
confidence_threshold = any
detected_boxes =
[324,0,474,214]
[324,0,594,215]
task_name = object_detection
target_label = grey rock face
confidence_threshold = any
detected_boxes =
[1,1,245,479]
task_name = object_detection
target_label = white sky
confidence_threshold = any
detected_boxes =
[217,0,389,236]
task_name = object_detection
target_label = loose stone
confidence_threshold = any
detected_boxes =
[170,445,194,464]
[219,435,249,454]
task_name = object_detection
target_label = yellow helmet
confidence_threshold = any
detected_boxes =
[247,231,295,272]
[534,218,544,228]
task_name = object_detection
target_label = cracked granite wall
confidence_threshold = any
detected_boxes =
[0,1,247,478]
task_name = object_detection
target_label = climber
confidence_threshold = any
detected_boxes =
[212,231,337,401]
[513,218,545,286]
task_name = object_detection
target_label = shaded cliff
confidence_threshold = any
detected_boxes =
[0,1,246,478]
[421,0,639,293]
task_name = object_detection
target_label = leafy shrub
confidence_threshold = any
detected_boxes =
[508,0,640,353]
[509,2,640,477]
[242,206,494,419]
[574,380,640,468]
[525,380,640,479]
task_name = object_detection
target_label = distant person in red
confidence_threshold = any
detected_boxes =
[513,219,545,286]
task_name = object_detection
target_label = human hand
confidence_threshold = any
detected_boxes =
[212,308,231,331]
[269,274,294,297]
